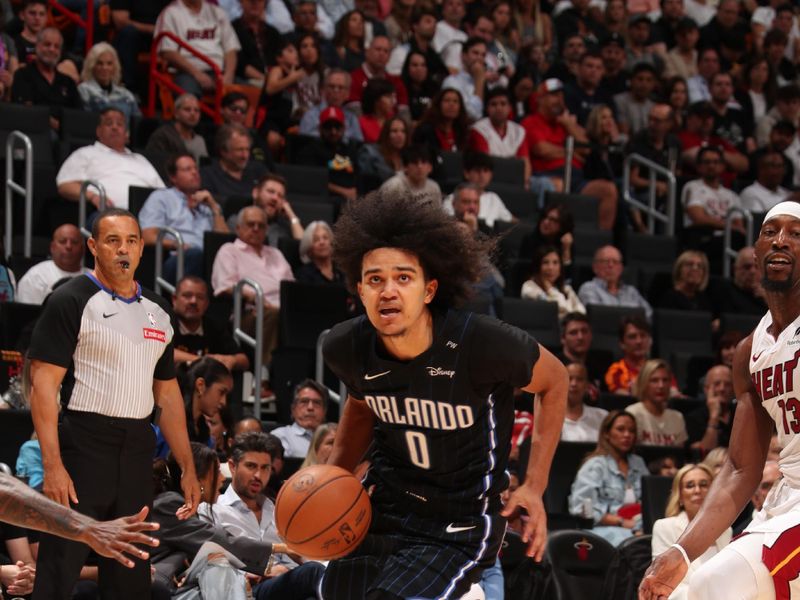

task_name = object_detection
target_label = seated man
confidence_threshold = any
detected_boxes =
[713,246,767,314]
[201,123,269,204]
[211,206,294,366]
[441,36,487,121]
[522,78,618,230]
[246,174,304,247]
[172,275,249,372]
[297,107,358,202]
[139,153,229,280]
[17,224,88,304]
[347,35,409,113]
[216,92,274,169]
[271,379,328,459]
[11,27,81,131]
[144,94,209,164]
[154,0,239,96]
[578,245,653,320]
[556,312,611,400]
[561,363,607,442]
[202,432,324,596]
[56,107,164,211]
[604,315,657,395]
[298,69,363,143]
[379,145,442,206]
[686,364,735,452]
[442,151,513,227]
[740,150,793,213]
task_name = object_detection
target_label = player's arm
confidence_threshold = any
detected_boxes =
[639,335,772,600]
[29,360,78,507]
[0,473,159,568]
[502,345,568,561]
[327,395,376,473]
[153,378,201,519]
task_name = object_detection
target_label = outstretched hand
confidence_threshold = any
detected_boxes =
[82,506,160,568]
[638,547,689,600]
[501,485,547,561]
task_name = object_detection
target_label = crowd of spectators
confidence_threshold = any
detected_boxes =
[1,0,800,594]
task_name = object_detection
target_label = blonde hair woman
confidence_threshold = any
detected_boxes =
[301,423,338,469]
[78,42,140,121]
[651,464,732,600]
[626,359,687,447]
[657,250,714,315]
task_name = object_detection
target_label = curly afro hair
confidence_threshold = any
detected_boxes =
[333,189,495,309]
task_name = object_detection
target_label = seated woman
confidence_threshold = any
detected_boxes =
[261,39,305,155]
[520,245,585,318]
[155,357,232,458]
[295,33,324,121]
[357,116,409,189]
[402,51,437,123]
[626,359,688,447]
[518,202,575,271]
[295,221,345,286]
[151,443,324,599]
[569,410,649,546]
[651,463,731,600]
[329,10,366,72]
[657,250,715,313]
[358,78,398,143]
[77,42,141,122]
[300,422,338,469]
[411,88,470,154]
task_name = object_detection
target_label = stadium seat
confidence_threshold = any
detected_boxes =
[489,186,537,221]
[543,441,595,514]
[128,186,157,216]
[0,410,34,470]
[437,151,463,193]
[0,301,42,349]
[586,305,647,359]
[497,298,560,349]
[59,108,100,158]
[495,220,536,267]
[719,312,761,337]
[203,231,237,284]
[624,232,677,273]
[597,393,634,412]
[275,164,329,200]
[573,230,613,262]
[292,201,335,227]
[490,156,526,188]
[7,255,45,282]
[668,396,702,418]
[545,530,617,600]
[608,534,653,600]
[544,192,598,232]
[636,444,686,470]
[653,309,713,389]
[641,475,673,534]
[278,281,351,351]
[277,237,301,272]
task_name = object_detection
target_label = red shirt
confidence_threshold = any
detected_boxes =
[348,65,409,107]
[521,112,582,172]
[358,114,383,143]
[678,131,741,187]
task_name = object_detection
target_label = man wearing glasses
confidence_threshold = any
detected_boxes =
[271,380,328,458]
[299,69,364,142]
[578,245,653,320]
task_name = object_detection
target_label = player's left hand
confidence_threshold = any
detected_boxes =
[501,484,547,561]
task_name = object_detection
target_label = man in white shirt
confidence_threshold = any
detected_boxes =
[433,0,467,72]
[682,145,744,232]
[561,363,607,442]
[270,380,328,459]
[442,37,487,121]
[443,152,514,227]
[56,107,165,211]
[202,432,325,597]
[17,224,88,305]
[740,150,792,213]
[468,87,531,183]
[155,0,241,96]
[379,145,442,206]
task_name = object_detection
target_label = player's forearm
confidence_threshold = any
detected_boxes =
[30,386,63,470]
[328,396,375,473]
[0,474,94,542]
[524,386,567,495]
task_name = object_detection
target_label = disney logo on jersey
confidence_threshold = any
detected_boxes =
[427,367,455,378]
[364,394,474,429]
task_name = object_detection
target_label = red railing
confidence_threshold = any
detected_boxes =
[147,31,223,124]
[48,0,94,55]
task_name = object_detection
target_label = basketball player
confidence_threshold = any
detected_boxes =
[640,200,800,600]
[321,191,568,599]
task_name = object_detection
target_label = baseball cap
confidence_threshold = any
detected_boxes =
[600,32,626,49]
[675,16,699,33]
[319,106,345,126]
[629,13,651,26]
[688,101,715,118]
[537,78,564,94]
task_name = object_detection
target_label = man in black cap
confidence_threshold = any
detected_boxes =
[599,33,629,96]
[626,14,664,73]
[651,0,687,53]
[664,17,699,79]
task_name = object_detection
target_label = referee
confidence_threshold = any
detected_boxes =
[28,209,201,599]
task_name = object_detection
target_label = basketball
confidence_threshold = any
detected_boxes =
[275,464,372,561]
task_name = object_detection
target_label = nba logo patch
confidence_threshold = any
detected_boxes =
[146,311,157,327]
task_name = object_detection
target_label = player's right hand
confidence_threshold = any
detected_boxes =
[43,464,78,507]
[638,546,689,600]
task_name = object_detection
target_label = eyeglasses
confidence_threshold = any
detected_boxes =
[595,258,622,265]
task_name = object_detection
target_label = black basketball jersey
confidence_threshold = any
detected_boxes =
[323,308,540,519]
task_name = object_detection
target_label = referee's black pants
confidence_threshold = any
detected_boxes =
[33,410,155,600]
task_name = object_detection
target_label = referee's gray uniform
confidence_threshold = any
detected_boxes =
[29,273,175,600]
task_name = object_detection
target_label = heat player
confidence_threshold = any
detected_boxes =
[321,190,567,599]
[641,201,800,600]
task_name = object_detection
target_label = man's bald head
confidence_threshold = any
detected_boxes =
[50,224,84,273]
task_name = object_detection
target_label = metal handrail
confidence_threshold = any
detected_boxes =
[723,207,754,278]
[622,153,678,236]
[564,136,574,192]
[48,0,94,55]
[147,31,224,124]
[154,227,185,295]
[315,329,344,405]
[4,132,33,259]
[78,180,107,239]
[233,279,265,419]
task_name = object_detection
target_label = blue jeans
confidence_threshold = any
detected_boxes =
[480,556,504,600]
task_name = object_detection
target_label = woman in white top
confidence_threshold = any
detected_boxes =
[520,245,585,318]
[651,463,732,600]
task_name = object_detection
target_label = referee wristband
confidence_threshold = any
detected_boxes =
[670,543,691,568]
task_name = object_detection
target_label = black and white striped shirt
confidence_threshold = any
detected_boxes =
[29,274,175,419]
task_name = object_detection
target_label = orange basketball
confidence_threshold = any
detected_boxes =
[275,464,372,561]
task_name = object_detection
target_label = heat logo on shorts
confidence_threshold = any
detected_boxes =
[143,328,166,342]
